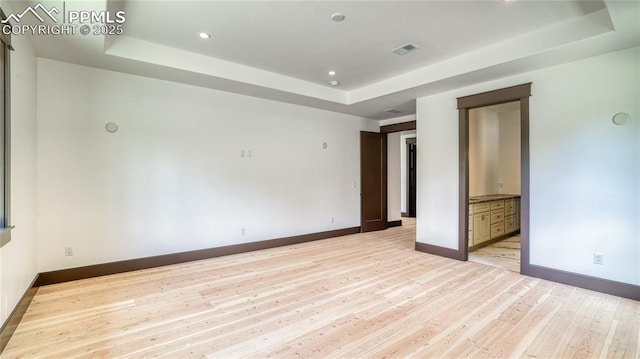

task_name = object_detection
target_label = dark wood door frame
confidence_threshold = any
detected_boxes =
[380,121,416,134]
[406,138,417,218]
[360,120,417,232]
[415,84,531,262]
[457,83,531,274]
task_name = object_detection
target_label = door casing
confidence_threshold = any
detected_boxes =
[457,83,531,274]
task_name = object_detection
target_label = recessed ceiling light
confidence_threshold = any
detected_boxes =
[331,13,345,22]
[329,80,340,86]
[328,70,336,76]
[199,32,211,39]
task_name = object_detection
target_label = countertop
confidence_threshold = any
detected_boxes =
[469,194,521,204]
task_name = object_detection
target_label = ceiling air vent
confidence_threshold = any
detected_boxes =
[385,109,402,114]
[392,42,419,56]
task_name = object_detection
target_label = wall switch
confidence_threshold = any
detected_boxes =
[247,150,252,158]
[241,227,246,236]
[330,217,334,223]
[65,246,73,256]
[241,150,246,157]
[593,253,604,265]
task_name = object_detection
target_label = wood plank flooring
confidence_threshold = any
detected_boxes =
[4,219,640,358]
[469,236,521,273]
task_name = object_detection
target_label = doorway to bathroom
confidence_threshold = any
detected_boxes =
[456,83,531,275]
[466,101,521,272]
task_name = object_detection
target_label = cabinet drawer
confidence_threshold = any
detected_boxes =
[490,200,505,210]
[474,202,490,213]
[505,215,516,233]
[490,211,504,224]
[505,199,516,215]
[491,223,505,238]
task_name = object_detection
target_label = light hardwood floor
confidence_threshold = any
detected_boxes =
[5,219,640,358]
[469,236,521,272]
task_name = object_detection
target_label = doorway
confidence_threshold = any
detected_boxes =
[466,102,521,272]
[406,138,417,218]
[360,120,417,232]
[457,83,531,275]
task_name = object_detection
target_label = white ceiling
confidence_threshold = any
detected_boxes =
[10,0,640,120]
[122,1,604,90]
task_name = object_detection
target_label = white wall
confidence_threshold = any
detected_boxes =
[469,108,500,196]
[379,115,416,127]
[469,108,521,196]
[417,46,640,285]
[0,24,38,323]
[498,110,521,195]
[37,59,370,272]
[387,132,401,221]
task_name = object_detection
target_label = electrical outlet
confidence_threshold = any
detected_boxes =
[593,253,604,265]
[65,246,73,256]
[241,227,246,236]
[240,150,246,157]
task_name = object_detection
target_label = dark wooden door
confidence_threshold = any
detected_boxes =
[360,131,387,232]
[408,142,417,217]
